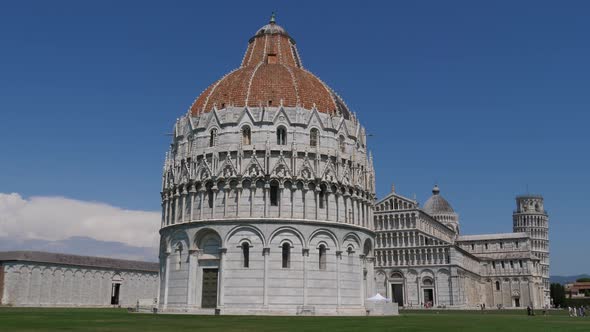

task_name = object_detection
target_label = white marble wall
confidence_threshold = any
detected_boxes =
[159,222,374,315]
[374,265,543,309]
[160,106,376,232]
[1,262,158,307]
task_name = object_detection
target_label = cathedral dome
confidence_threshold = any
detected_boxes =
[189,16,351,118]
[423,185,455,215]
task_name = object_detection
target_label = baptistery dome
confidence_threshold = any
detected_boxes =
[190,16,351,118]
[158,16,376,316]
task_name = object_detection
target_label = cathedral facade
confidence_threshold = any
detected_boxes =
[374,186,549,309]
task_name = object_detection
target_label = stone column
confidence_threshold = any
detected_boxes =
[366,256,375,298]
[290,187,295,218]
[211,185,218,219]
[262,247,270,308]
[163,252,170,307]
[199,188,205,220]
[351,196,356,225]
[343,193,349,223]
[335,193,339,223]
[217,248,227,308]
[314,187,319,220]
[187,249,199,306]
[189,184,196,222]
[235,183,242,217]
[174,189,180,224]
[223,183,228,218]
[359,254,366,306]
[363,202,367,228]
[264,182,269,218]
[250,182,256,217]
[336,250,342,310]
[162,194,169,227]
[325,192,330,221]
[181,186,188,223]
[434,275,439,306]
[278,184,283,218]
[302,248,309,305]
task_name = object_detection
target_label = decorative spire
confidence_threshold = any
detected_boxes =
[269,12,276,24]
[391,182,396,193]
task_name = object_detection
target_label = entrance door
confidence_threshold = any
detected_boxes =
[201,269,218,308]
[423,289,434,307]
[391,284,404,306]
[514,298,520,307]
[111,283,121,305]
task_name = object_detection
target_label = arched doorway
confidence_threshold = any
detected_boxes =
[195,230,222,308]
[389,272,404,306]
[421,277,435,308]
[110,274,123,305]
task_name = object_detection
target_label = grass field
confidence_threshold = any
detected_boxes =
[0,307,588,331]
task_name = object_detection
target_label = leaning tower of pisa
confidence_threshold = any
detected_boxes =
[513,195,550,305]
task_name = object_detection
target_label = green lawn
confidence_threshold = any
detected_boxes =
[0,307,588,331]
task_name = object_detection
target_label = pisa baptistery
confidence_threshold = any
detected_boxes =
[158,15,376,315]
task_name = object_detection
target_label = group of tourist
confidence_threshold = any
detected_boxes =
[421,301,433,308]
[568,306,587,317]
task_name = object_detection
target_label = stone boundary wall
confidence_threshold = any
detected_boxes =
[1,261,158,307]
[0,263,4,304]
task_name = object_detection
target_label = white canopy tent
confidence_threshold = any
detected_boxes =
[367,293,391,302]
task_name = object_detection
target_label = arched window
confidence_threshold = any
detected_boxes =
[495,281,500,291]
[347,246,354,256]
[310,128,319,147]
[339,135,345,153]
[270,182,279,206]
[241,242,250,268]
[242,126,251,145]
[209,129,217,147]
[277,126,287,145]
[282,243,290,268]
[318,244,327,270]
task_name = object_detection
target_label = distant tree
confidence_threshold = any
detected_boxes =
[550,283,566,307]
[576,277,590,282]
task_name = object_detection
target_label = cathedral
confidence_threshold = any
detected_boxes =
[373,186,549,309]
[157,16,550,315]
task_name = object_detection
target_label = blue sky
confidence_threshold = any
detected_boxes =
[1,1,589,275]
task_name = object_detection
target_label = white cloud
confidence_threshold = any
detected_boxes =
[0,193,160,249]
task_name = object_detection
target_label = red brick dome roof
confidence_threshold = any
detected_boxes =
[190,17,350,118]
